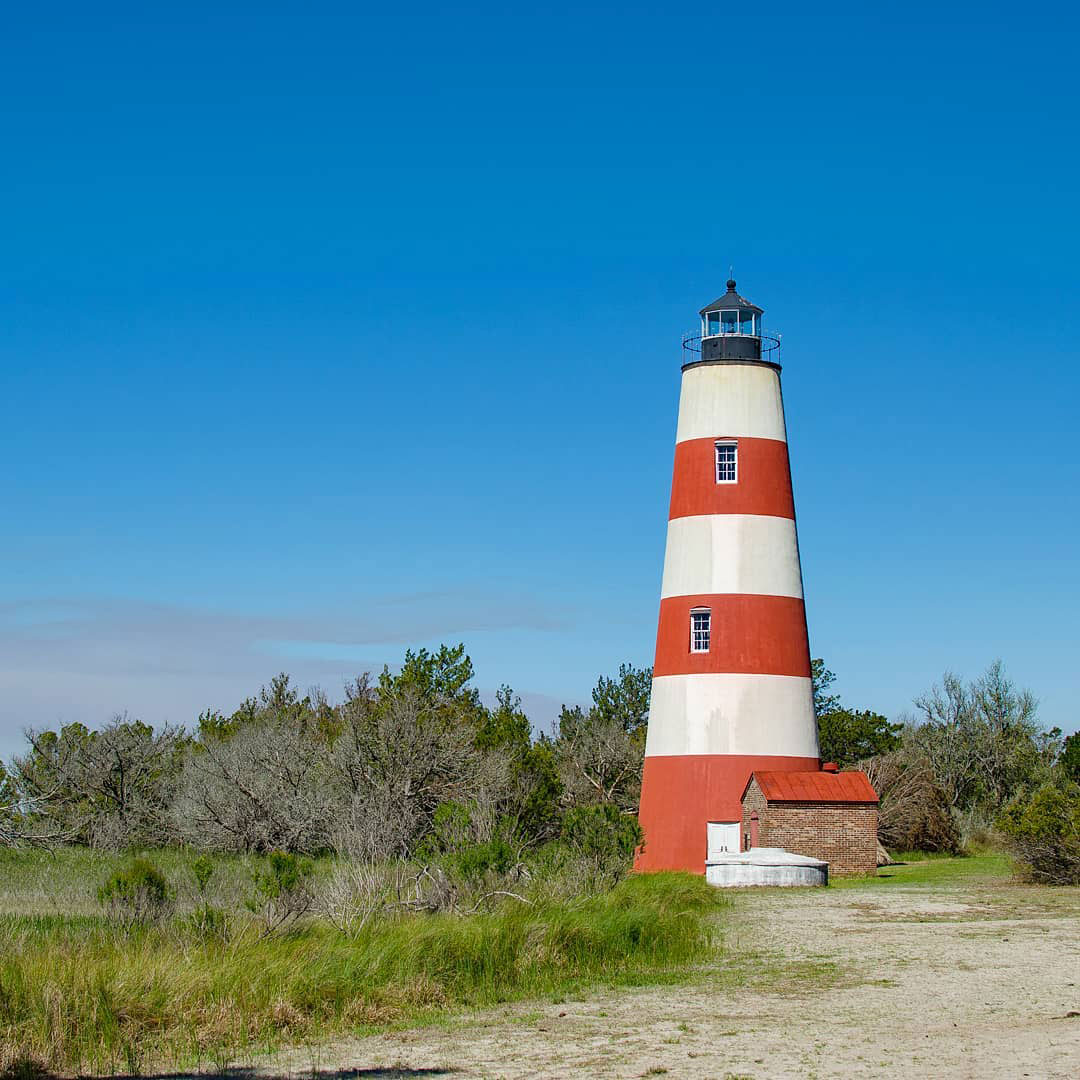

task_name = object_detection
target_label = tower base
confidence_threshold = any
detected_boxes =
[705,848,828,887]
[635,753,820,873]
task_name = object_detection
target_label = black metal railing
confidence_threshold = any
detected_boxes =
[681,331,782,364]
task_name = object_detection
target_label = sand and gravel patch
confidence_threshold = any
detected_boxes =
[237,868,1080,1079]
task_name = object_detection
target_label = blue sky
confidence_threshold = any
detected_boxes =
[2,3,1078,758]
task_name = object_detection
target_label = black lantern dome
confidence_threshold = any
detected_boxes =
[697,279,764,362]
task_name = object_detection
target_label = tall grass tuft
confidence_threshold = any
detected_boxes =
[0,871,723,1075]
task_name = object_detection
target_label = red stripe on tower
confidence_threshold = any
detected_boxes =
[636,280,820,874]
[669,436,795,520]
[653,595,812,678]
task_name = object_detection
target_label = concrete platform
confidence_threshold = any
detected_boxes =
[705,847,828,887]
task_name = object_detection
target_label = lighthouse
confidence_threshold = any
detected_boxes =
[636,280,820,873]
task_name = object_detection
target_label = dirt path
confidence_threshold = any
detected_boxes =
[258,873,1080,1079]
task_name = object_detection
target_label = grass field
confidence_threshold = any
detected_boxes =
[0,848,1036,1078]
[0,849,725,1077]
[827,851,1013,889]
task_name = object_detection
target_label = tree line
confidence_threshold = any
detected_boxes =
[0,645,648,869]
[813,658,1078,880]
[2,646,1076,881]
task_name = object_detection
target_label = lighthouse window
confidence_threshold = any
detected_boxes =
[690,609,711,653]
[706,310,720,336]
[739,310,755,335]
[721,310,738,334]
[715,441,738,484]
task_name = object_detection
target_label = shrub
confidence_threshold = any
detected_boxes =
[561,803,643,888]
[449,836,518,883]
[190,854,215,895]
[997,781,1080,885]
[97,858,173,926]
[247,851,315,934]
[420,802,523,887]
[318,859,408,935]
[860,751,962,854]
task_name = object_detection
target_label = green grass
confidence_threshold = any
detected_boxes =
[0,846,330,918]
[0,857,725,1077]
[828,852,1013,889]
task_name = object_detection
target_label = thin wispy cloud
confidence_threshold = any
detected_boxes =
[0,592,573,758]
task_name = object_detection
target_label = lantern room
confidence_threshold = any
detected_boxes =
[697,279,766,362]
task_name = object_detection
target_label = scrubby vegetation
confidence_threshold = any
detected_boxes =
[813,659,1073,859]
[1,646,651,862]
[0,847,721,1076]
[4,648,1071,872]
[997,781,1080,885]
[0,649,681,1075]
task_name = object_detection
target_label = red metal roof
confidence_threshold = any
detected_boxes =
[747,770,879,804]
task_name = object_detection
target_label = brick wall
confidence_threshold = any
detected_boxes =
[741,777,878,876]
[742,779,768,850]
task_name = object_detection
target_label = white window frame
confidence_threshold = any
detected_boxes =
[715,440,738,484]
[690,607,711,653]
[701,310,759,338]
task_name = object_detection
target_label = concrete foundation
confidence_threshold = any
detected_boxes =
[704,846,828,887]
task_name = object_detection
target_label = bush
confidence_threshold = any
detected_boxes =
[318,859,409,935]
[860,751,962,854]
[190,854,215,895]
[246,851,315,934]
[997,782,1080,885]
[561,803,642,888]
[420,802,523,887]
[97,858,173,926]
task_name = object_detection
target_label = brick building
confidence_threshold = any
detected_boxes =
[741,765,879,876]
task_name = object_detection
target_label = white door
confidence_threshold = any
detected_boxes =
[707,821,741,860]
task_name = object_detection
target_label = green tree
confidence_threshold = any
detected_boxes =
[378,643,481,713]
[476,685,532,754]
[591,663,651,735]
[1060,732,1080,784]
[909,661,1058,813]
[199,673,339,745]
[811,659,899,767]
[13,717,185,847]
[561,803,643,885]
[511,740,563,842]
[811,658,842,718]
[555,664,651,812]
[818,708,902,768]
[997,781,1080,885]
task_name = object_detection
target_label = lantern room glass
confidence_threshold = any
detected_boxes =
[703,308,761,337]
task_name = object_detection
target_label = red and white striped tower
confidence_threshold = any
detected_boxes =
[636,280,820,873]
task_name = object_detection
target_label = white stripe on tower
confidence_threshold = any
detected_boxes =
[647,674,820,757]
[660,515,804,600]
[674,363,788,444]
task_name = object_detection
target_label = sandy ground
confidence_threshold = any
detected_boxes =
[252,873,1080,1080]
